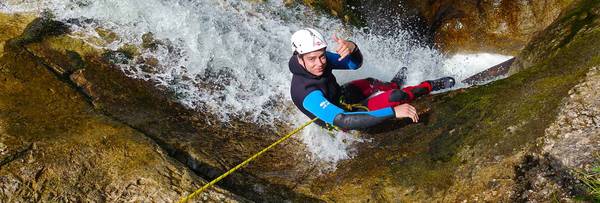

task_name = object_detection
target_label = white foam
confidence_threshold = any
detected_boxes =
[1,0,512,169]
[295,117,367,172]
[333,32,446,85]
[442,53,513,88]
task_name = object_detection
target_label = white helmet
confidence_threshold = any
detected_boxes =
[290,28,327,54]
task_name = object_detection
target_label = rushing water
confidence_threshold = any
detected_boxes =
[1,0,511,168]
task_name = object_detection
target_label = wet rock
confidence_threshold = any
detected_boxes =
[137,57,160,74]
[418,0,572,55]
[102,50,132,64]
[511,155,586,202]
[310,0,572,55]
[2,0,598,202]
[11,15,70,46]
[0,12,37,57]
[137,178,147,185]
[510,0,600,75]
[296,0,364,26]
[462,57,515,85]
[5,11,321,202]
[94,27,118,44]
[24,151,34,164]
[309,0,600,201]
[0,143,6,154]
[117,43,140,58]
[141,32,162,50]
[542,65,600,168]
[69,69,95,98]
[0,12,245,202]
[65,50,85,70]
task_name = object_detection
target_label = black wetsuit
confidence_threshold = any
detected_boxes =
[289,48,397,130]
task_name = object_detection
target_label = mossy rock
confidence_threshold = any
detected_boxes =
[0,13,246,202]
[310,0,600,201]
[2,0,598,201]
[295,0,366,26]
[3,11,324,202]
[10,16,70,46]
[95,27,118,44]
[142,32,161,50]
[0,13,37,57]
[510,0,600,74]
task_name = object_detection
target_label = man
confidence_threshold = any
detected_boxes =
[289,28,455,130]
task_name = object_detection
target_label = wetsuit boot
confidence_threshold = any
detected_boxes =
[390,67,407,87]
[428,77,456,91]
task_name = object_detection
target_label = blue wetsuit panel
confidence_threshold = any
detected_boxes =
[302,91,344,124]
[302,91,395,129]
[326,51,362,70]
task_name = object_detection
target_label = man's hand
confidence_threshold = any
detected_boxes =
[393,104,419,123]
[332,34,356,61]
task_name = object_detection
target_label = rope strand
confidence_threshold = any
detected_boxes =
[178,118,318,202]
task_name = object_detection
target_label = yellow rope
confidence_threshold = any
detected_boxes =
[344,103,369,111]
[178,117,318,203]
[338,96,369,112]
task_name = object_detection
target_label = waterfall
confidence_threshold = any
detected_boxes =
[1,0,511,169]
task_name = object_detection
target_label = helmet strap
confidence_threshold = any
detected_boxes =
[297,54,307,70]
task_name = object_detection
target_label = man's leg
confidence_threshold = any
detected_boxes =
[366,77,456,110]
[365,81,433,110]
[340,78,399,104]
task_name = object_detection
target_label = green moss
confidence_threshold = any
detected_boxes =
[320,1,600,198]
[142,32,161,50]
[117,43,140,58]
[98,44,141,65]
[95,28,118,44]
[575,154,600,201]
[558,1,599,48]
[558,0,599,23]
[65,50,85,71]
[298,0,366,27]
[390,156,455,191]
[342,0,366,27]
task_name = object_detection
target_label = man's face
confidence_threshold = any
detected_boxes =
[298,48,327,76]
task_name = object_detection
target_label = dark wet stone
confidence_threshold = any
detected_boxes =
[12,17,70,46]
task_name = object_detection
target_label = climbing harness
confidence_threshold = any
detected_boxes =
[323,97,369,133]
[320,97,369,133]
[339,101,369,112]
[338,95,369,112]
[178,117,318,203]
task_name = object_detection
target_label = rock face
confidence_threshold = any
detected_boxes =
[544,65,600,171]
[294,0,364,25]
[524,65,600,201]
[414,0,574,55]
[309,0,573,55]
[307,0,600,201]
[1,11,323,202]
[1,0,599,201]
[0,13,245,202]
[510,0,600,74]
